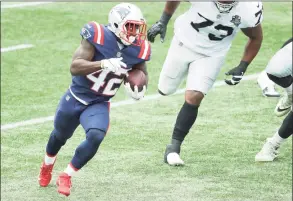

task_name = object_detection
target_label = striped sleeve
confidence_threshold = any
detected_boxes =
[138,40,151,61]
[80,21,105,45]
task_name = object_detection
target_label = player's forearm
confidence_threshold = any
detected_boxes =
[160,1,181,25]
[70,59,102,76]
[241,36,262,64]
[241,25,263,64]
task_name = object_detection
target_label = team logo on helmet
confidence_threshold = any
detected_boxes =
[231,15,241,27]
[114,6,131,20]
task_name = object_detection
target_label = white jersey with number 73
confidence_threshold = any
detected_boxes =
[174,2,263,57]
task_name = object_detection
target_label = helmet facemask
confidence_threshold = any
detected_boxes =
[214,1,238,13]
[119,20,147,46]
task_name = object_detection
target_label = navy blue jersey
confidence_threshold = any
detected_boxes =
[69,21,151,105]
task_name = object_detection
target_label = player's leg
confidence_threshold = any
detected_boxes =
[274,84,293,117]
[56,101,110,196]
[255,110,293,162]
[71,102,109,170]
[158,36,197,95]
[265,43,292,117]
[257,70,280,97]
[39,91,81,187]
[164,55,225,166]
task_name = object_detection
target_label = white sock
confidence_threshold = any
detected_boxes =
[270,131,285,146]
[44,153,56,165]
[64,163,78,177]
[257,70,275,90]
[285,84,292,96]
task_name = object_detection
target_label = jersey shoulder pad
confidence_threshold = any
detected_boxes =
[240,2,263,28]
[80,21,105,45]
[137,40,151,61]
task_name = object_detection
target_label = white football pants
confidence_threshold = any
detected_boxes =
[266,42,292,78]
[158,36,225,95]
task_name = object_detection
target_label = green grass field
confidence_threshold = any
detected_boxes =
[1,2,292,201]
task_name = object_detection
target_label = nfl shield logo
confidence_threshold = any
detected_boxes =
[116,52,122,57]
[231,15,241,27]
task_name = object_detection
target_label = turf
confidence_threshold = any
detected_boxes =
[1,2,292,201]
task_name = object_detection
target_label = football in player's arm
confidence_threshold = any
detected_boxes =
[70,38,148,100]
[38,3,151,196]
[147,1,263,166]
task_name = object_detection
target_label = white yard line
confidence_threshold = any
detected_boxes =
[1,44,34,53]
[1,2,53,9]
[1,73,260,131]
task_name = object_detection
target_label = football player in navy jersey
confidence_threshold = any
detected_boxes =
[38,3,151,196]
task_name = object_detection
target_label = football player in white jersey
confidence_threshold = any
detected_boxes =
[147,1,264,166]
[268,38,292,117]
[257,38,292,98]
[255,39,292,162]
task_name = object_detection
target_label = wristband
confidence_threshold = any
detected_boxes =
[160,11,172,25]
[239,61,249,72]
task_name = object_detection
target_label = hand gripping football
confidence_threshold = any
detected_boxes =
[124,69,147,91]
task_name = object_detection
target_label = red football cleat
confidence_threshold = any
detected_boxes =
[38,162,55,187]
[56,172,72,196]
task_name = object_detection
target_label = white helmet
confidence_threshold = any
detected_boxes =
[108,3,147,46]
[214,1,238,13]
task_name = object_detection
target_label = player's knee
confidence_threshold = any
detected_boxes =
[86,128,106,146]
[185,90,204,106]
[158,89,167,96]
[52,129,69,144]
[267,73,293,88]
[158,88,176,96]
